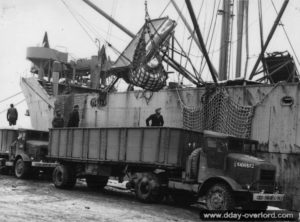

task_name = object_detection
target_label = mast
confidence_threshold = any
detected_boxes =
[218,0,233,80]
[235,0,245,78]
[249,0,289,80]
[82,0,135,38]
[170,0,218,77]
[243,0,249,78]
[185,0,218,83]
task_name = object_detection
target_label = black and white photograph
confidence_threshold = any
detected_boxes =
[0,0,299,221]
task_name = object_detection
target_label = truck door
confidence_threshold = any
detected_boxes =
[205,137,227,169]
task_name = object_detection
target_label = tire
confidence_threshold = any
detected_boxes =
[14,158,31,179]
[206,183,235,210]
[190,148,201,178]
[52,165,76,189]
[243,201,268,211]
[135,172,163,203]
[86,176,108,190]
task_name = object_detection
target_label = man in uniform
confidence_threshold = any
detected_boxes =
[7,104,18,126]
[146,108,164,126]
[67,105,80,127]
[52,110,64,128]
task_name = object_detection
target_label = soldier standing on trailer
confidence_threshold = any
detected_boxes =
[7,104,18,126]
[67,105,80,127]
[52,110,64,128]
[146,107,164,126]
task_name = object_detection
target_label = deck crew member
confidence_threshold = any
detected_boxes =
[7,104,18,126]
[52,110,64,128]
[67,105,80,127]
[146,108,164,126]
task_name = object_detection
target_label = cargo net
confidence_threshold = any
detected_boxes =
[182,88,255,138]
[128,10,167,91]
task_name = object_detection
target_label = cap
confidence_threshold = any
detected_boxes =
[74,105,79,109]
[155,107,161,112]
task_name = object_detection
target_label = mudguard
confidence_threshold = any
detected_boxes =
[198,176,244,196]
[15,152,31,163]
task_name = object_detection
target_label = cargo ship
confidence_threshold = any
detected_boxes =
[20,0,300,210]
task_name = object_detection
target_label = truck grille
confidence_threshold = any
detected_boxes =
[260,169,275,181]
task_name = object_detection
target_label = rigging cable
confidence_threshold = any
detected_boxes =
[159,0,171,18]
[0,91,22,104]
[270,0,300,67]
[61,0,127,61]
[199,0,220,74]
[60,0,98,48]
[106,0,118,42]
[207,2,274,58]
[184,0,205,69]
[199,0,221,75]
[0,99,26,115]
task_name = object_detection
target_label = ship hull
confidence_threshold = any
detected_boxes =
[21,77,300,210]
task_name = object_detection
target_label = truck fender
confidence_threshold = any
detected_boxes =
[14,153,31,163]
[198,176,243,196]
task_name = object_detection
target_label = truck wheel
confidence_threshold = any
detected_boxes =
[243,201,268,211]
[135,173,163,203]
[206,183,235,210]
[14,158,30,179]
[53,165,76,189]
[86,176,108,190]
[190,148,201,178]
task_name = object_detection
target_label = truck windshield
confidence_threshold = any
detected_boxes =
[228,139,257,154]
[25,131,49,141]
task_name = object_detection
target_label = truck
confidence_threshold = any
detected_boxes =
[0,128,18,173]
[0,128,57,178]
[47,127,284,210]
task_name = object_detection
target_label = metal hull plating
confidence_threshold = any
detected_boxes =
[21,76,300,210]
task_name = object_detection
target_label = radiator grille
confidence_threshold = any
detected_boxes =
[260,169,275,181]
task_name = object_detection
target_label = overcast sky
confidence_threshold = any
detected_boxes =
[1,0,300,128]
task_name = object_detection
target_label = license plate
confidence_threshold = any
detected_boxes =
[31,162,58,168]
[5,161,13,167]
[253,193,284,202]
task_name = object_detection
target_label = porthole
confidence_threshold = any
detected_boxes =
[281,96,294,106]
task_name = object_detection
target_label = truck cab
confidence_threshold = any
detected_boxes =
[5,129,56,178]
[175,130,284,210]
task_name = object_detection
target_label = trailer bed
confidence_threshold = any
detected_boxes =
[48,127,203,169]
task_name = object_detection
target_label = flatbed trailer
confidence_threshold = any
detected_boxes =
[49,127,284,210]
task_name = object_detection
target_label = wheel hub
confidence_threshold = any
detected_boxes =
[210,192,225,209]
[15,161,24,175]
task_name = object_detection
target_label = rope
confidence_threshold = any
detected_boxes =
[0,99,26,115]
[159,0,171,18]
[270,0,300,67]
[60,0,98,48]
[176,80,282,138]
[0,91,22,104]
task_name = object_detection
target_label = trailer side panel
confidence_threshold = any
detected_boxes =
[48,127,202,168]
